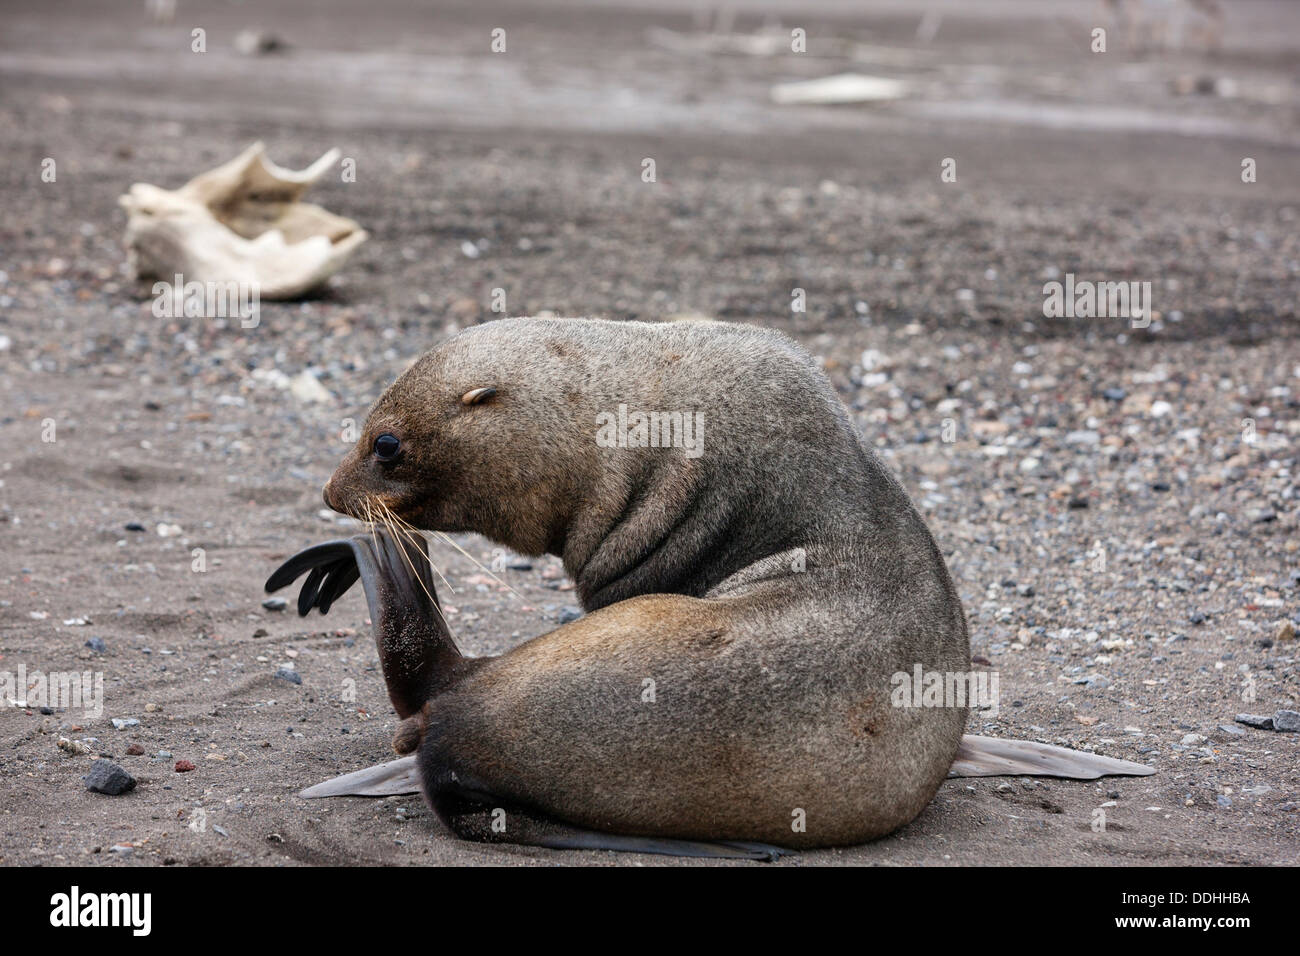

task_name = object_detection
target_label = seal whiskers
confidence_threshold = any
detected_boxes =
[373,494,526,604]
[369,496,456,606]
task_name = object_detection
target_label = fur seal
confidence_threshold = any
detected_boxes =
[267,317,1152,859]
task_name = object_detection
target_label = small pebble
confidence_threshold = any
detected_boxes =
[83,760,136,796]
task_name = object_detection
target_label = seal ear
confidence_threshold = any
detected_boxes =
[460,386,496,406]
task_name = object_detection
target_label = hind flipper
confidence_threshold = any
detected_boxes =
[265,531,463,720]
[299,756,422,798]
[949,734,1155,779]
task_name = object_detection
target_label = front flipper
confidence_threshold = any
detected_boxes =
[265,531,463,719]
[299,757,791,861]
[949,735,1155,779]
[433,785,791,862]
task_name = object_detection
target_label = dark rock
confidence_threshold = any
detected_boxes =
[85,636,106,652]
[557,606,583,625]
[274,665,302,685]
[1236,714,1274,730]
[124,522,146,532]
[262,597,288,611]
[83,760,136,795]
[1102,388,1127,401]
[1273,710,1300,733]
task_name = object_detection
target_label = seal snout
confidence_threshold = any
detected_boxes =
[322,480,340,513]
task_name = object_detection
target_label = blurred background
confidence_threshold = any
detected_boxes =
[4,0,1298,341]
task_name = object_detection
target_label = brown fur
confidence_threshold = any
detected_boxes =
[324,317,970,848]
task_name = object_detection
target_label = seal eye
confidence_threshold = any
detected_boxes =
[373,433,401,461]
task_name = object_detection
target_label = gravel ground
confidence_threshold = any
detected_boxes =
[1,0,1298,866]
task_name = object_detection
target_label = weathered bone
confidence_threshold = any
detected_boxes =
[118,141,367,300]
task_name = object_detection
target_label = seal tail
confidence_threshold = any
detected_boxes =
[948,734,1155,779]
